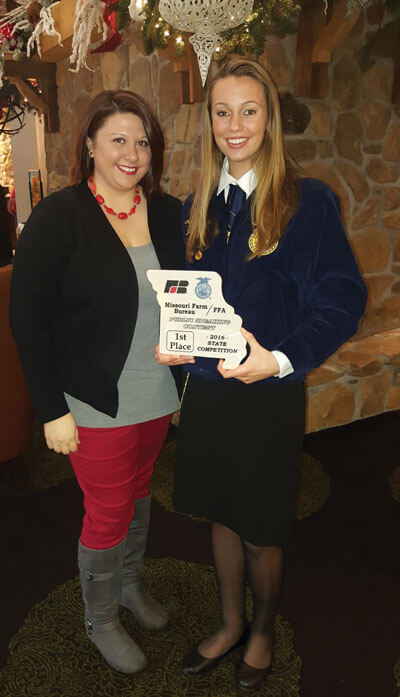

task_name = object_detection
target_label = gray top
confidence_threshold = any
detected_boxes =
[65,243,179,427]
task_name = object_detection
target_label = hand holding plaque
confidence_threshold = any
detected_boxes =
[147,270,246,369]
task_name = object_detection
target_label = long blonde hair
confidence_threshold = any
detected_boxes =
[186,59,301,261]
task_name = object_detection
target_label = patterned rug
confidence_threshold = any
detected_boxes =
[393,659,400,695]
[0,426,73,496]
[0,558,301,697]
[2,412,399,697]
[1,429,330,524]
[389,465,400,503]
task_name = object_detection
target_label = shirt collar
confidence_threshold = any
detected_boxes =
[216,158,257,202]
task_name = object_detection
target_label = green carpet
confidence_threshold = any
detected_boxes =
[393,659,400,695]
[389,465,400,502]
[0,558,301,697]
[0,426,72,496]
[1,429,330,523]
[2,412,400,697]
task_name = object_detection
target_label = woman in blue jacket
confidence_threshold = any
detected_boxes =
[157,59,367,691]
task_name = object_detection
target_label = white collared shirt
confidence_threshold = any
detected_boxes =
[217,159,294,379]
[217,158,257,201]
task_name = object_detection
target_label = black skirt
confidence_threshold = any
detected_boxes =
[174,374,305,546]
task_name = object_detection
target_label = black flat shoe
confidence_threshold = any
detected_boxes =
[236,658,272,691]
[182,626,250,676]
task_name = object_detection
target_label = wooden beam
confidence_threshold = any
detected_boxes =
[159,41,205,104]
[3,59,59,132]
[312,0,362,63]
[168,48,191,104]
[187,42,204,103]
[171,46,204,103]
[310,62,330,98]
[173,63,190,104]
[38,0,75,61]
[7,76,47,115]
[392,19,400,110]
[4,57,57,80]
[295,0,362,98]
[40,77,59,132]
[294,0,326,97]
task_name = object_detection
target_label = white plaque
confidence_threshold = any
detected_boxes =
[147,269,247,369]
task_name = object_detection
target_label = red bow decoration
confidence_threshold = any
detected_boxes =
[91,0,124,54]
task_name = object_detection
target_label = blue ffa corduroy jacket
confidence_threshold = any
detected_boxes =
[184,177,367,384]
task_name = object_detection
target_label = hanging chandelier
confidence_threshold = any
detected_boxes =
[0,81,25,136]
[159,0,254,86]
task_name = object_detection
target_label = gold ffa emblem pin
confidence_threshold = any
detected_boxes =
[248,232,279,256]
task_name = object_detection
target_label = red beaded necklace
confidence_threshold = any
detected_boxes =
[88,174,141,220]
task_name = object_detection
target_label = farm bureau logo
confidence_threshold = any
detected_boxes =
[164,280,188,294]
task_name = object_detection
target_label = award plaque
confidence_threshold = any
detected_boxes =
[147,270,247,369]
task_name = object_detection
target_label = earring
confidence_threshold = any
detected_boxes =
[86,140,94,158]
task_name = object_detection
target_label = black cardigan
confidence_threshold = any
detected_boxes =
[10,181,184,423]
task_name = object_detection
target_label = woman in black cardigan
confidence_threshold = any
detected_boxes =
[10,90,184,674]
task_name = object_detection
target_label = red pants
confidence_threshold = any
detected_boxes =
[69,414,171,549]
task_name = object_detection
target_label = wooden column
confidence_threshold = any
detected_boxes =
[161,41,205,104]
[294,0,362,99]
[392,20,400,111]
[294,0,326,97]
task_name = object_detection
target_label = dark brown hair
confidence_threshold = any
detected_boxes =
[71,90,164,197]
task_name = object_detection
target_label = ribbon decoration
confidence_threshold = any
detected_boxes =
[91,0,124,54]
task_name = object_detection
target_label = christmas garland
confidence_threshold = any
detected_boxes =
[0,0,398,86]
[139,0,302,59]
[0,0,59,84]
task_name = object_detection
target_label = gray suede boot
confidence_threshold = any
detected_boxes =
[78,539,147,674]
[120,495,168,630]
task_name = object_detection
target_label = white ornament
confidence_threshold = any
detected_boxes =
[69,0,107,73]
[26,2,63,59]
[128,0,147,22]
[159,0,254,86]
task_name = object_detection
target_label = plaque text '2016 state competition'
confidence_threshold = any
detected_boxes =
[147,270,246,369]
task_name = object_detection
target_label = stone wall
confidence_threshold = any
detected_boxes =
[47,12,400,341]
[45,8,400,431]
[45,26,184,191]
[305,328,400,431]
[0,132,13,189]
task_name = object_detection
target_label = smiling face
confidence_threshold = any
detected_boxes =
[88,111,151,194]
[210,75,268,179]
